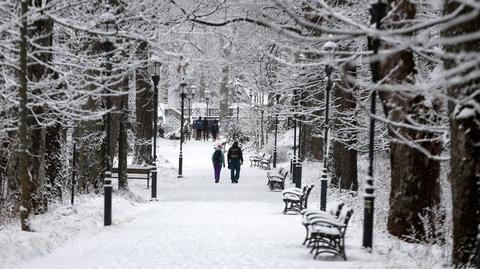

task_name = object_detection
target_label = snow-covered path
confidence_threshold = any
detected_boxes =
[19,139,353,269]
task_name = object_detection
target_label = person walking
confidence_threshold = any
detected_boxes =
[211,119,219,141]
[195,117,203,140]
[212,144,225,183]
[227,141,243,184]
[203,117,209,141]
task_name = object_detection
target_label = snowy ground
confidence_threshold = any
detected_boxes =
[1,138,449,269]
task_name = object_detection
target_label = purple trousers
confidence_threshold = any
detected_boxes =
[213,163,222,182]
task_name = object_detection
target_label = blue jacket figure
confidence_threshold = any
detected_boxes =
[227,142,244,184]
[212,144,225,183]
[211,119,219,141]
[195,117,203,140]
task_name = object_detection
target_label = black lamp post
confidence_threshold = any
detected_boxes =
[188,85,196,140]
[291,88,298,184]
[235,81,241,122]
[150,58,161,163]
[320,40,337,211]
[363,0,387,250]
[273,93,280,168]
[100,10,116,172]
[205,90,210,117]
[178,79,187,178]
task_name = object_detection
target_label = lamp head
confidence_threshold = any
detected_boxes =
[99,9,116,33]
[179,79,187,94]
[150,57,162,85]
[190,85,196,97]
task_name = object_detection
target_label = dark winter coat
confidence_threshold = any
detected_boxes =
[227,143,243,163]
[212,149,225,166]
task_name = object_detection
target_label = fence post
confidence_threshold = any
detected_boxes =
[151,166,157,201]
[104,171,112,226]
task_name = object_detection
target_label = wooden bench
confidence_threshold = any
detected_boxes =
[249,153,265,167]
[267,168,288,191]
[282,185,314,214]
[111,167,153,188]
[308,208,354,260]
[259,154,272,170]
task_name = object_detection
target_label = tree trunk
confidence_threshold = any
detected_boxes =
[331,60,358,190]
[18,0,31,231]
[27,1,56,214]
[443,1,480,266]
[134,42,152,165]
[45,123,64,202]
[118,77,129,189]
[374,0,442,240]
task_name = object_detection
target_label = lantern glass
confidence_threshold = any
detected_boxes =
[322,41,337,63]
[99,11,116,33]
[179,79,187,94]
[154,62,161,76]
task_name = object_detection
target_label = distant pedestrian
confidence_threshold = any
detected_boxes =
[212,144,225,183]
[211,119,219,141]
[227,141,243,184]
[195,117,203,140]
[203,117,209,141]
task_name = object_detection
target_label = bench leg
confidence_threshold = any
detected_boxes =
[282,201,289,214]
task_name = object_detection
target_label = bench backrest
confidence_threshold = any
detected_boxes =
[340,208,354,234]
[264,154,272,161]
[301,185,314,209]
[335,202,345,218]
[111,167,151,174]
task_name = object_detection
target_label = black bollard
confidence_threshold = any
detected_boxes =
[291,158,297,184]
[363,178,375,250]
[295,162,302,188]
[320,168,328,211]
[71,142,76,205]
[151,166,157,201]
[104,171,112,226]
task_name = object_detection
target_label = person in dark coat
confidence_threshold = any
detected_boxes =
[195,117,203,140]
[203,117,209,141]
[211,144,225,183]
[211,119,219,141]
[227,141,244,184]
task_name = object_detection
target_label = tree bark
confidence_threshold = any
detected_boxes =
[18,0,31,231]
[118,77,129,189]
[374,0,442,240]
[443,1,480,266]
[27,1,56,214]
[331,60,358,190]
[134,42,152,165]
[45,123,64,202]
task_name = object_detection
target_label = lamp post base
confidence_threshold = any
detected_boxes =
[320,168,328,211]
[294,162,302,188]
[178,154,183,178]
[273,148,277,168]
[363,183,375,249]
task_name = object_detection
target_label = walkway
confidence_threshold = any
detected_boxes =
[19,139,347,269]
